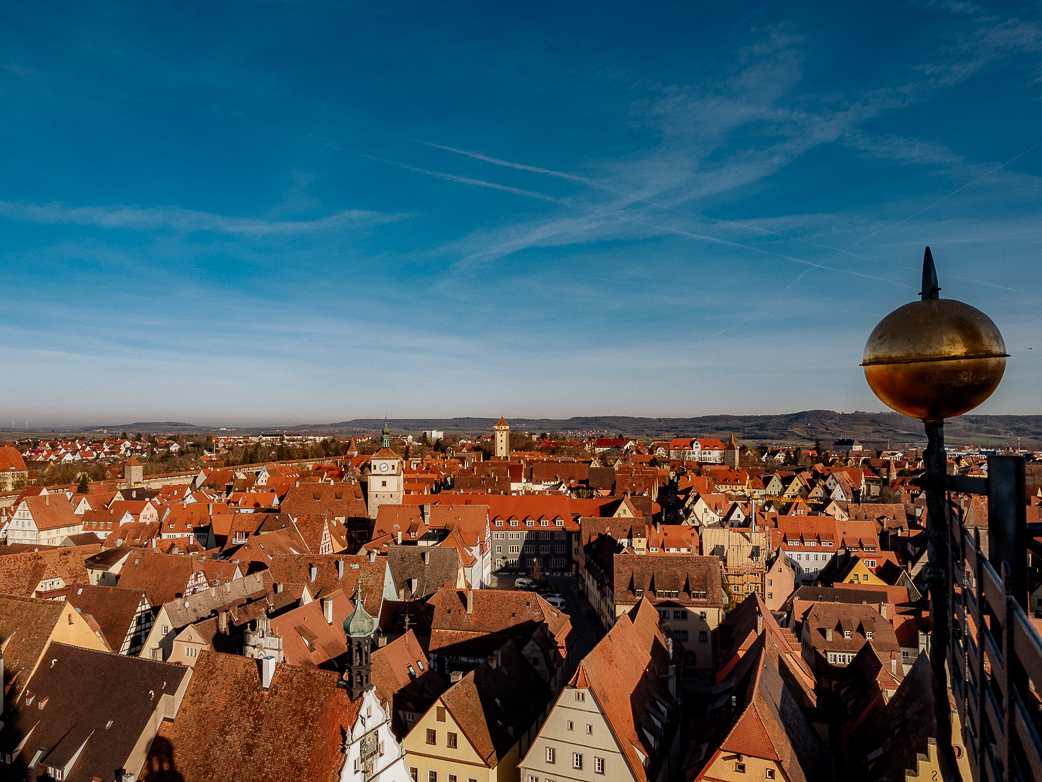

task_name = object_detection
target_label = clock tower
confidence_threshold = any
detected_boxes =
[368,420,403,519]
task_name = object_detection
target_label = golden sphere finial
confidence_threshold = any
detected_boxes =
[861,247,1008,422]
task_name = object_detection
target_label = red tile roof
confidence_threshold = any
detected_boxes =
[142,651,360,782]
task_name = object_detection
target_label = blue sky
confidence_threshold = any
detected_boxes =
[1,1,1040,426]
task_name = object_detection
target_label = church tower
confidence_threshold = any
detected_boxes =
[343,578,378,700]
[368,419,403,519]
[494,417,510,459]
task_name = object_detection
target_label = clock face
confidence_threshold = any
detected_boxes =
[379,463,389,473]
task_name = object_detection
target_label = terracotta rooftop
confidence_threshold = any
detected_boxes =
[65,583,148,652]
[141,651,360,782]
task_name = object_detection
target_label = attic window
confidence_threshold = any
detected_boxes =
[510,520,518,527]
[540,520,548,527]
[843,630,851,639]
[555,520,564,527]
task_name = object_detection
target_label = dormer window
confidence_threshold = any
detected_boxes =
[510,520,518,527]
[540,520,548,526]
[866,630,874,639]
[526,520,535,527]
[843,630,851,639]
[635,589,643,597]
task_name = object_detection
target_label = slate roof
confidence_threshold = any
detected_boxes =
[141,651,360,782]
[0,642,189,782]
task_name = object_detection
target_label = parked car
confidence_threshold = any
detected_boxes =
[544,595,567,610]
[514,577,537,590]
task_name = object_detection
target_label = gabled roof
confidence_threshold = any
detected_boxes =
[704,643,829,782]
[64,584,147,651]
[440,642,550,767]
[141,651,360,782]
[0,642,189,782]
[566,607,677,782]
[428,588,573,663]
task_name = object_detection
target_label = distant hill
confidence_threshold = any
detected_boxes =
[315,411,1042,447]
[54,412,1041,447]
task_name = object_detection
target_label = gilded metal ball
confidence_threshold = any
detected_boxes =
[862,298,1007,422]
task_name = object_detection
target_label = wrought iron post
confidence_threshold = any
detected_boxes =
[923,421,961,782]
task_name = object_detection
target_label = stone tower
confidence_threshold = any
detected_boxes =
[343,578,378,700]
[124,456,143,489]
[725,434,740,469]
[494,416,509,459]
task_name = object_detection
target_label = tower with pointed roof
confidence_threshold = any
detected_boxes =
[368,419,403,519]
[124,456,143,488]
[494,416,509,459]
[343,578,378,699]
[725,433,740,469]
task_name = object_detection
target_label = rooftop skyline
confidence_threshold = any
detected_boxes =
[2,1,1040,426]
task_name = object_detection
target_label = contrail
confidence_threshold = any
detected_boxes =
[356,153,565,204]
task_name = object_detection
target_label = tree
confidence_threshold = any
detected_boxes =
[76,473,90,493]
[421,432,431,446]
[814,439,822,455]
[120,431,128,440]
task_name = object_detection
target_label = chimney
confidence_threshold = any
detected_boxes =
[369,550,376,564]
[422,550,430,565]
[336,560,344,578]
[377,635,388,647]
[450,670,463,683]
[45,495,49,506]
[466,590,474,615]
[423,503,431,522]
[309,565,317,582]
[218,611,228,634]
[322,597,333,625]
[879,603,887,620]
[826,628,834,642]
[756,613,763,635]
[261,656,277,690]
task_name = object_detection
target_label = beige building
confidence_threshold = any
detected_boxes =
[403,643,552,782]
[520,600,683,782]
[0,446,28,491]
[6,494,82,546]
[611,553,725,670]
[700,527,767,601]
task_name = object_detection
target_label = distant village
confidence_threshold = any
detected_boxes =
[0,419,1039,782]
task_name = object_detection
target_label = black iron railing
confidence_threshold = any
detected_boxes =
[944,455,1042,782]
